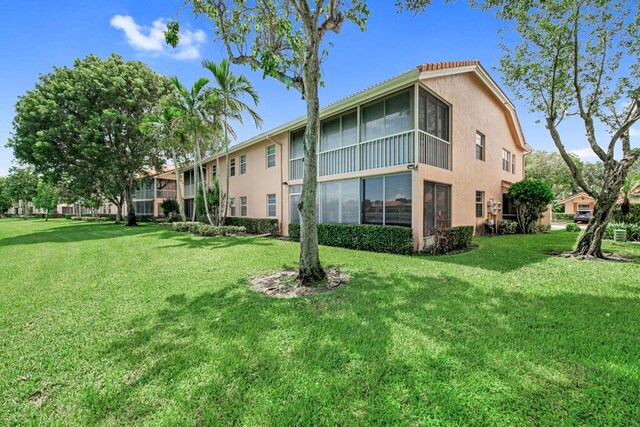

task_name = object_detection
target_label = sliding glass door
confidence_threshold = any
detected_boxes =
[424,181,451,236]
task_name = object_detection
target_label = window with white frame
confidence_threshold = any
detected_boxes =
[267,194,276,217]
[289,185,302,224]
[578,203,591,211]
[230,158,236,176]
[240,154,247,175]
[240,196,247,217]
[320,110,357,152]
[476,191,484,218]
[476,131,485,161]
[229,198,236,216]
[362,174,412,227]
[512,154,516,174]
[266,144,276,168]
[318,179,359,224]
[502,149,511,172]
[361,90,412,141]
[289,129,305,160]
[418,90,449,141]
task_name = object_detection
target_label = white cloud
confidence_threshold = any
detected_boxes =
[570,147,599,161]
[110,15,206,60]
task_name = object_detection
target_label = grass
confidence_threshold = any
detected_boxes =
[1,218,639,425]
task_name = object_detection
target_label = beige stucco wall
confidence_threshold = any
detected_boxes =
[183,70,526,249]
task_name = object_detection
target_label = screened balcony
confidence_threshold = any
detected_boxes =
[289,86,451,181]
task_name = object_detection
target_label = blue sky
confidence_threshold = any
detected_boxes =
[0,0,636,176]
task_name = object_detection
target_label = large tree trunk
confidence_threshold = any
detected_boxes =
[298,37,325,285]
[172,149,187,222]
[125,179,137,227]
[573,169,626,258]
[115,197,123,224]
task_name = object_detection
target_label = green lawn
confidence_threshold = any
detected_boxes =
[1,219,639,425]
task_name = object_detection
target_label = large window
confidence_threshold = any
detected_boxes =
[320,110,357,152]
[240,196,247,217]
[424,181,451,236]
[267,194,276,217]
[290,129,305,159]
[266,144,276,168]
[230,158,236,176]
[361,91,412,141]
[229,198,236,216]
[476,191,484,218]
[240,154,247,175]
[502,149,511,172]
[362,174,412,226]
[134,200,154,216]
[419,90,450,141]
[476,131,485,161]
[289,185,302,224]
[318,179,359,224]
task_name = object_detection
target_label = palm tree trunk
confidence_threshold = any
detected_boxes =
[223,109,230,223]
[172,148,187,222]
[195,130,214,225]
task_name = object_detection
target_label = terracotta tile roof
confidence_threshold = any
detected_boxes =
[418,60,480,71]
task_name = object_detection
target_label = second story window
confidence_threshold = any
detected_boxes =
[230,158,236,176]
[289,129,305,160]
[240,196,247,217]
[419,90,449,141]
[229,198,236,216]
[476,131,485,161]
[266,144,276,168]
[502,149,511,172]
[362,90,412,142]
[320,110,357,151]
[240,154,247,175]
[512,154,516,174]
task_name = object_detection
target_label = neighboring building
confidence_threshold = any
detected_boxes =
[132,166,178,218]
[181,60,530,249]
[559,192,595,214]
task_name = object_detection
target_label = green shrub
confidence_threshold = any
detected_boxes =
[172,222,201,232]
[566,223,581,232]
[531,222,551,233]
[427,225,474,255]
[192,224,246,237]
[225,217,279,235]
[508,179,554,234]
[288,223,413,255]
[611,204,640,224]
[553,213,575,222]
[160,198,180,217]
[497,220,518,235]
[604,222,640,241]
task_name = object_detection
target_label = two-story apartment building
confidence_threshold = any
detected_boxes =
[131,166,178,217]
[181,60,530,249]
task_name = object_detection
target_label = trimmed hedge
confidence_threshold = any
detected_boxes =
[497,220,518,235]
[611,204,640,224]
[553,213,575,222]
[427,226,474,255]
[172,222,246,236]
[566,223,581,232]
[604,222,640,241]
[70,216,109,222]
[225,217,279,235]
[288,223,413,255]
[172,222,202,232]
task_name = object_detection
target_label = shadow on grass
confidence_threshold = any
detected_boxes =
[156,232,276,251]
[94,268,640,424]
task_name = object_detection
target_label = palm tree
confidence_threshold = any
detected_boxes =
[620,175,640,221]
[168,77,220,224]
[202,59,262,222]
[141,106,189,221]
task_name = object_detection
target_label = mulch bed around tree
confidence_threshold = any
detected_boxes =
[250,269,349,298]
[546,251,635,262]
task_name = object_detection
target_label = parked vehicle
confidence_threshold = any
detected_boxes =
[573,210,593,223]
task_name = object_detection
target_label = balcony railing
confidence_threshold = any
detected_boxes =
[133,189,154,200]
[318,144,357,176]
[289,157,304,181]
[418,130,451,170]
[290,129,450,179]
[184,183,195,199]
[360,130,415,171]
[156,189,177,199]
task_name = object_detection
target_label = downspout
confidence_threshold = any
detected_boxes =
[265,134,284,235]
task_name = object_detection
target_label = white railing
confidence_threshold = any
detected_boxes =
[418,130,451,170]
[318,144,357,176]
[133,189,154,200]
[183,183,195,199]
[156,189,177,199]
[289,157,304,181]
[360,130,415,171]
